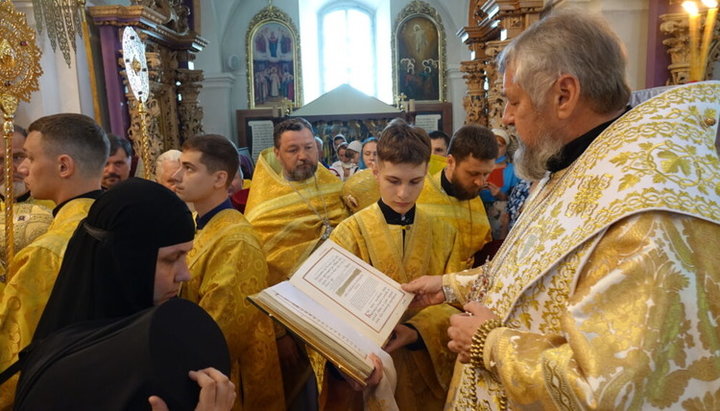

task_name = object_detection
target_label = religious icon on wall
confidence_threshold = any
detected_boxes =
[392,0,446,102]
[246,6,303,109]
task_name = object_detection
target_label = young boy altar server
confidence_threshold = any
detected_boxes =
[323,119,464,410]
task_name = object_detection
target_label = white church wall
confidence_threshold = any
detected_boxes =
[204,0,471,143]
[565,0,650,90]
[195,0,236,141]
[200,0,651,143]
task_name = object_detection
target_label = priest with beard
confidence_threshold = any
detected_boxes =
[417,124,496,269]
[244,117,347,409]
[404,9,720,410]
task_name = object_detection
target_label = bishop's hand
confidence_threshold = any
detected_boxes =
[447,302,499,363]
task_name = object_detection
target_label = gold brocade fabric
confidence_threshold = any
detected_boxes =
[23,197,55,210]
[0,202,53,290]
[342,169,380,214]
[0,198,95,410]
[326,203,464,410]
[245,148,348,286]
[428,154,448,176]
[181,209,284,411]
[447,82,720,410]
[418,169,492,269]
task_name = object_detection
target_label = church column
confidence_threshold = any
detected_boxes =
[199,73,236,141]
[460,59,488,126]
[176,68,205,142]
[484,40,509,130]
[660,2,719,85]
[459,0,542,126]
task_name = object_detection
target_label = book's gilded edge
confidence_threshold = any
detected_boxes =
[247,293,373,387]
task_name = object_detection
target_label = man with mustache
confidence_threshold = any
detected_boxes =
[404,8,720,410]
[102,134,133,189]
[244,117,347,409]
[418,124,497,269]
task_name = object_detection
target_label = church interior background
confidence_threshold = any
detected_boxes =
[5,0,720,171]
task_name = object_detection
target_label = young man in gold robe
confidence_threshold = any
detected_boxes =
[417,124,496,268]
[173,134,284,411]
[325,120,465,410]
[244,117,347,409]
[0,114,109,407]
[404,9,720,410]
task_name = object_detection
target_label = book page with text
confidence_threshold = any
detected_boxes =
[289,240,413,347]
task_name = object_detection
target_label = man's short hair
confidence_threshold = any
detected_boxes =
[107,134,133,158]
[448,125,499,162]
[155,149,181,181]
[28,113,109,177]
[429,130,450,148]
[182,134,239,186]
[13,124,27,137]
[273,118,313,148]
[497,8,631,114]
[377,118,431,166]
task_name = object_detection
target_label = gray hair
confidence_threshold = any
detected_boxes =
[155,149,181,181]
[497,9,630,114]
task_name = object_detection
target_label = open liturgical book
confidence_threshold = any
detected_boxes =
[249,240,414,386]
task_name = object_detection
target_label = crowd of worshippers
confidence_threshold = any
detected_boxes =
[1,7,719,411]
[0,108,518,409]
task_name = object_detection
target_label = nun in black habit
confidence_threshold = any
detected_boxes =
[9,178,235,410]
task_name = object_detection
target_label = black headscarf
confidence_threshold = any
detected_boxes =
[33,178,195,342]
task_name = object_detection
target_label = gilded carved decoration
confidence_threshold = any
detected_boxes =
[0,0,42,275]
[459,1,542,126]
[31,0,85,67]
[92,3,205,179]
[120,31,204,177]
[660,11,720,85]
[176,68,204,143]
[485,40,509,130]
[121,26,153,179]
[131,0,190,34]
[460,59,487,125]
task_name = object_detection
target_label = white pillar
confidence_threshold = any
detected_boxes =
[199,73,237,142]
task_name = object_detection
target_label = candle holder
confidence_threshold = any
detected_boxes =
[683,0,719,81]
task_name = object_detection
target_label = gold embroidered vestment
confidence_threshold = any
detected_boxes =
[445,82,720,410]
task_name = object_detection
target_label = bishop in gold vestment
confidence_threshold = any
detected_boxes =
[328,201,465,410]
[0,196,97,409]
[442,82,720,410]
[181,205,284,411]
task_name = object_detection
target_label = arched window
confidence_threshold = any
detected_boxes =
[319,5,376,97]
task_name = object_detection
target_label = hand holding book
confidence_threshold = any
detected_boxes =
[248,240,413,386]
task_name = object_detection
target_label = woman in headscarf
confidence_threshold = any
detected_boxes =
[10,178,235,410]
[358,137,378,170]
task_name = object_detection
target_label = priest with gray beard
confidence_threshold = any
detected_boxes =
[404,8,720,410]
